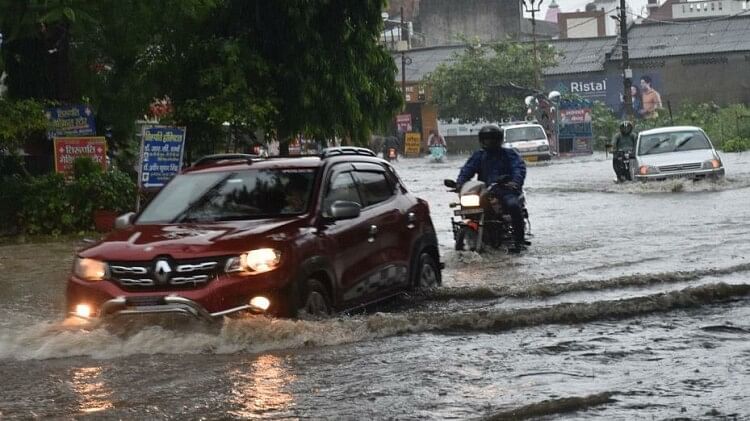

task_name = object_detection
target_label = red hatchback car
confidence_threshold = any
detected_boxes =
[67,147,441,322]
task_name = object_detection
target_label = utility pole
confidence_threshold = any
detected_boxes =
[521,0,542,89]
[619,0,633,120]
[400,6,407,109]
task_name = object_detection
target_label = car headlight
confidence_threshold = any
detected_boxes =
[702,159,722,169]
[226,248,281,274]
[638,165,659,175]
[537,145,549,152]
[73,257,109,281]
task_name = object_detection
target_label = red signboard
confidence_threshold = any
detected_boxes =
[396,113,412,132]
[54,137,107,176]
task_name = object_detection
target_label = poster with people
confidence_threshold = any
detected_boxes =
[619,73,663,120]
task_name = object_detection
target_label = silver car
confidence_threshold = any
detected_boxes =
[633,126,725,181]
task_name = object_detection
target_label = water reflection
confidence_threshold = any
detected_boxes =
[229,354,296,418]
[70,366,114,414]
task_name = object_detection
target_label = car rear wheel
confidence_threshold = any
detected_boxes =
[415,252,441,289]
[297,279,332,319]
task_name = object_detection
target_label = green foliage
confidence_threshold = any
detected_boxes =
[72,156,102,179]
[19,173,74,235]
[427,41,556,122]
[7,169,136,235]
[721,137,750,152]
[0,98,48,153]
[591,100,619,151]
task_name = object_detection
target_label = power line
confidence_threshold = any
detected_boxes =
[626,7,750,25]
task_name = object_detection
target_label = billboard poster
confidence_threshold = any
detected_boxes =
[46,105,96,138]
[545,71,663,120]
[139,125,186,189]
[53,137,107,176]
[396,113,412,132]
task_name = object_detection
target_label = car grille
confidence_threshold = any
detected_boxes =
[108,257,228,290]
[658,162,702,172]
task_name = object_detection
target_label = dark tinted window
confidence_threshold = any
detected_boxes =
[138,169,316,223]
[354,171,394,207]
[323,172,361,215]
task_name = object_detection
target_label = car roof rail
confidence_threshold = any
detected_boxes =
[319,147,376,159]
[191,153,260,167]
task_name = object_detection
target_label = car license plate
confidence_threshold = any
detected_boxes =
[524,155,538,162]
[454,209,483,216]
[126,296,166,307]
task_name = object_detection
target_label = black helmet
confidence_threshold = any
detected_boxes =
[619,121,633,135]
[478,124,503,151]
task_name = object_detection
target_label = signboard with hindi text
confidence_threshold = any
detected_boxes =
[404,132,421,156]
[138,126,186,189]
[46,105,96,138]
[53,137,107,176]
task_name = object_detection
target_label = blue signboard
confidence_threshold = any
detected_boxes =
[45,104,96,138]
[558,99,594,155]
[139,126,186,189]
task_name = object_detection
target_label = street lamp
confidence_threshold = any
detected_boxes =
[521,0,543,89]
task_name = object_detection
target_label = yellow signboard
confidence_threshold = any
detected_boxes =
[404,132,421,156]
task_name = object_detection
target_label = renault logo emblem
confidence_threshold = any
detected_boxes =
[154,260,172,284]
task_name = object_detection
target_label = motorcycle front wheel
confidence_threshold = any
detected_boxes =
[455,226,478,251]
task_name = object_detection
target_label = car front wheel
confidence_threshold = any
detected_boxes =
[297,279,332,319]
[415,252,441,289]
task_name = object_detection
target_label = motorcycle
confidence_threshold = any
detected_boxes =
[383,147,398,161]
[444,177,531,252]
[429,145,447,162]
[613,149,634,182]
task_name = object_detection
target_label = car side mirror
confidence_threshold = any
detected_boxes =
[329,201,361,220]
[114,212,136,230]
[443,179,457,188]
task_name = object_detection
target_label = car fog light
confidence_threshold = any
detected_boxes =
[75,304,93,318]
[249,296,271,311]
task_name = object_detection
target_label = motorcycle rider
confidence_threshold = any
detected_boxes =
[456,124,528,253]
[611,121,637,182]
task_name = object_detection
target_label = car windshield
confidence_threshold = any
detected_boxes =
[138,168,317,223]
[638,131,712,155]
[505,126,546,143]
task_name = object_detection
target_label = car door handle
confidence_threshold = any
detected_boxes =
[368,225,378,242]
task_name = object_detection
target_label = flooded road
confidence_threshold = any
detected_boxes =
[2,152,750,419]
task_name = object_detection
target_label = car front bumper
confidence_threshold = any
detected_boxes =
[635,168,725,181]
[66,269,292,322]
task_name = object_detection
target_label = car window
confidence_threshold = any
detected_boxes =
[505,126,546,143]
[638,131,711,155]
[354,170,394,207]
[323,172,361,215]
[137,169,316,223]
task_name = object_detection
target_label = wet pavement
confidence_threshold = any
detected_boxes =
[1,152,750,419]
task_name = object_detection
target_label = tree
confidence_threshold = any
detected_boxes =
[427,41,556,123]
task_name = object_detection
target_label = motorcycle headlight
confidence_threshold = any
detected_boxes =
[638,165,659,175]
[226,248,281,274]
[702,159,722,169]
[73,257,109,281]
[460,194,481,207]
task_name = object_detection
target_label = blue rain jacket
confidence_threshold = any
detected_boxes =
[456,147,527,188]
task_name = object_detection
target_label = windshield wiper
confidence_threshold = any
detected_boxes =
[171,174,234,223]
[643,137,671,155]
[674,136,694,151]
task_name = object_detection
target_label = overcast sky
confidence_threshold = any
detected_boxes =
[527,0,651,19]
